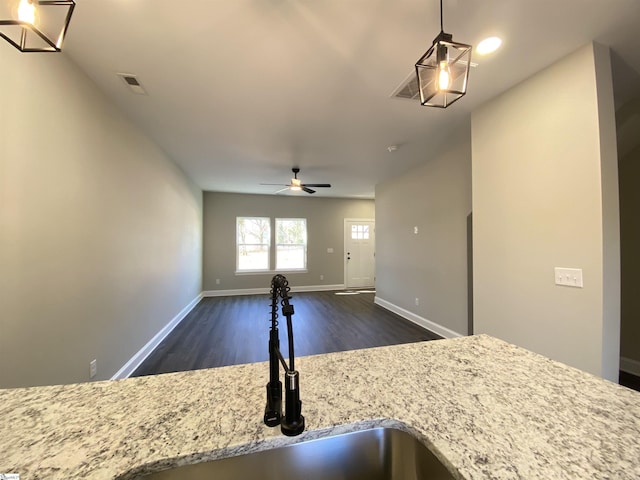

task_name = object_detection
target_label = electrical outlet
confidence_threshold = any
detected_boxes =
[89,359,97,379]
[215,278,220,285]
[414,226,419,235]
[415,297,420,306]
[320,274,324,281]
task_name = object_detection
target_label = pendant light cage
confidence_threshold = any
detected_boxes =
[415,31,472,108]
[0,0,75,53]
[415,0,472,109]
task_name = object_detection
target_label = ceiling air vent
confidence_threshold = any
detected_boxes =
[117,73,148,95]
[392,71,422,100]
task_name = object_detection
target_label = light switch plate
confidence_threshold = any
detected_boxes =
[554,267,583,288]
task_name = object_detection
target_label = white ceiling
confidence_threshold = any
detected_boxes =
[62,0,640,198]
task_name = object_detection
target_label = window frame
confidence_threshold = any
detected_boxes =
[275,217,308,271]
[351,224,370,240]
[236,216,271,273]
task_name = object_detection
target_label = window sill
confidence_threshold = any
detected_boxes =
[235,269,308,276]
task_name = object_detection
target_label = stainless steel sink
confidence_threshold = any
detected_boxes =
[138,427,455,479]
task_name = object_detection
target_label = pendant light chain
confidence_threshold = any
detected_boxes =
[440,0,444,33]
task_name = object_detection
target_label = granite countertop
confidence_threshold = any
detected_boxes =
[1,334,639,479]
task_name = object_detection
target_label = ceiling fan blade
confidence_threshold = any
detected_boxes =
[302,186,316,194]
[261,183,290,186]
[301,183,331,188]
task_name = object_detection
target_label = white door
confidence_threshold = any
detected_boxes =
[344,219,375,289]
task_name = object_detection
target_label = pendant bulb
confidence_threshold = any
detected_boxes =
[18,0,36,24]
[437,61,451,90]
[436,43,450,91]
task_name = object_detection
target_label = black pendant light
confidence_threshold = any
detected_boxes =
[415,0,472,108]
[0,0,75,52]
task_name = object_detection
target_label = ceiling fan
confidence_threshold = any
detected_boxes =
[261,168,331,194]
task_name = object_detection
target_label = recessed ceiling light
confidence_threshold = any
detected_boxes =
[476,36,502,55]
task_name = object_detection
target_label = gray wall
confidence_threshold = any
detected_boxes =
[375,122,472,337]
[203,192,374,291]
[471,43,620,380]
[619,142,640,370]
[0,48,203,388]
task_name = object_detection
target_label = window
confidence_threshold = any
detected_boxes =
[237,217,270,271]
[236,217,308,273]
[351,224,370,239]
[276,218,307,270]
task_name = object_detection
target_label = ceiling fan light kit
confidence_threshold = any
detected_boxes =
[0,0,75,52]
[261,168,332,195]
[415,0,472,108]
[290,178,302,192]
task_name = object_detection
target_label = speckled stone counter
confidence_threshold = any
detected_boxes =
[1,335,639,479]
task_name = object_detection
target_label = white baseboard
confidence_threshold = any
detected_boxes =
[374,296,464,339]
[111,293,203,380]
[203,284,345,297]
[620,356,640,376]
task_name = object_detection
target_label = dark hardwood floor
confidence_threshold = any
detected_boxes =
[619,371,640,393]
[132,291,440,377]
[131,291,640,393]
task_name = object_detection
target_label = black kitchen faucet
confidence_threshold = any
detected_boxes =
[263,274,305,436]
